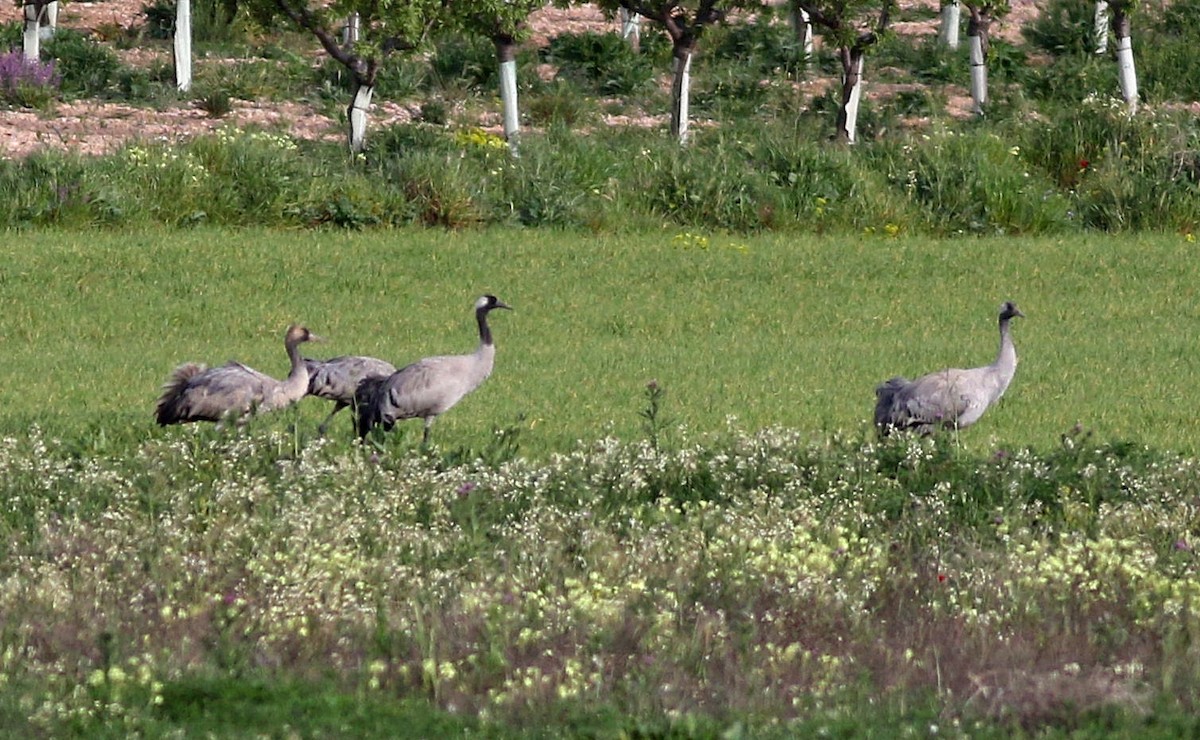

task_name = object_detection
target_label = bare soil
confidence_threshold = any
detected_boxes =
[0,1,1041,158]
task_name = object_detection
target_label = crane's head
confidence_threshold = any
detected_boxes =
[476,295,512,313]
[999,301,1024,321]
[285,324,324,346]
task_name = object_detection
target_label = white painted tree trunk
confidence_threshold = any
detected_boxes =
[1115,31,1138,112]
[969,32,987,115]
[619,8,640,52]
[38,1,56,41]
[1094,1,1109,54]
[342,13,360,47]
[174,0,192,93]
[843,54,864,144]
[348,83,373,154]
[789,6,813,68]
[940,1,961,49]
[22,3,40,61]
[670,51,692,144]
[798,9,813,69]
[499,59,520,151]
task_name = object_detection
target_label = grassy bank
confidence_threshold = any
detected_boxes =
[0,228,1197,456]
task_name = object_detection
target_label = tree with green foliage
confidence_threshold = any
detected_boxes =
[792,0,894,143]
[251,0,445,153]
[962,0,1008,115]
[448,0,547,153]
[598,0,759,144]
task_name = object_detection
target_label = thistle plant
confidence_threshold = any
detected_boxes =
[639,379,669,452]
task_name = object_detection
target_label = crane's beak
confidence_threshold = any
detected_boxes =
[496,301,513,311]
[308,333,326,343]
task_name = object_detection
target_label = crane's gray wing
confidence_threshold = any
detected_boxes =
[376,355,476,424]
[876,369,983,434]
[305,356,396,401]
[176,362,276,420]
[891,370,976,430]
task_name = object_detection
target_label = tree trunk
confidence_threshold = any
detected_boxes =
[835,47,865,144]
[967,7,990,115]
[1112,7,1137,112]
[619,7,640,53]
[38,1,56,41]
[1093,1,1108,54]
[22,2,41,60]
[495,35,520,153]
[174,0,193,92]
[669,43,694,144]
[347,79,374,154]
[342,12,360,47]
[940,1,960,49]
[790,5,814,69]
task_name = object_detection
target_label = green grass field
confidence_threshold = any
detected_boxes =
[5,227,1200,737]
[2,227,1197,455]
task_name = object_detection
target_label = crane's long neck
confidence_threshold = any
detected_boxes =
[477,308,494,349]
[282,339,310,399]
[993,316,1017,377]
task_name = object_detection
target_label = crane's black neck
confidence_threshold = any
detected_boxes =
[477,308,494,347]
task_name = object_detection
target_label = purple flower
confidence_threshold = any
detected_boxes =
[0,51,60,104]
[457,482,477,496]
[1176,539,1192,552]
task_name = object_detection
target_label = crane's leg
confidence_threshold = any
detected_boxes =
[317,402,346,437]
[421,419,433,447]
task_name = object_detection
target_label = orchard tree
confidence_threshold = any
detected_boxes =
[939,0,960,49]
[1108,0,1138,112]
[793,0,894,144]
[598,0,758,144]
[450,0,546,154]
[257,0,445,153]
[962,0,1008,116]
[20,0,57,60]
[176,0,192,91]
[1094,1,1108,54]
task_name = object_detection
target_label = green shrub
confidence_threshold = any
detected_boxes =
[1023,0,1097,56]
[427,33,539,93]
[43,29,122,97]
[872,128,1072,235]
[1017,98,1200,231]
[641,131,785,232]
[313,55,428,101]
[703,9,810,79]
[1136,0,1200,103]
[0,150,96,227]
[378,147,487,228]
[544,31,657,96]
[873,34,963,84]
[523,79,599,127]
[142,0,244,43]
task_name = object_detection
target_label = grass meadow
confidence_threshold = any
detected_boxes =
[2,227,1198,455]
[4,227,1200,737]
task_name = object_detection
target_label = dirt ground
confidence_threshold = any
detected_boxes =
[0,1,1041,158]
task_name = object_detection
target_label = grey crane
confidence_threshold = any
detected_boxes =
[303,354,397,435]
[356,295,512,444]
[155,324,324,426]
[874,301,1024,436]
